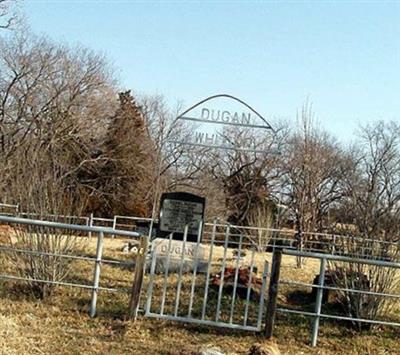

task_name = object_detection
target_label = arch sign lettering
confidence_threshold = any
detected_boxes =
[166,94,278,154]
[150,94,279,240]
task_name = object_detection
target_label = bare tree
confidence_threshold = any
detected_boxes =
[0,32,117,211]
[247,202,275,252]
[329,120,400,330]
[344,121,400,240]
[0,31,119,298]
[208,122,287,226]
[0,0,17,30]
[2,144,87,299]
[283,104,351,265]
[138,95,211,217]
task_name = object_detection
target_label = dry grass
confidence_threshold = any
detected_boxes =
[1,234,400,354]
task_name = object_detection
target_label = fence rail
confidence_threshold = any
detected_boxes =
[0,203,19,216]
[0,215,140,318]
[265,249,400,347]
[1,209,400,345]
[144,221,269,332]
[1,202,399,263]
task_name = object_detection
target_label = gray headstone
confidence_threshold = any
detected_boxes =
[148,238,209,274]
[198,347,226,355]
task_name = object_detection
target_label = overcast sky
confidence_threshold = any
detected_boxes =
[23,1,400,142]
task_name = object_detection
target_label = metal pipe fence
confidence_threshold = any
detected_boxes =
[18,212,89,225]
[2,209,400,341]
[144,220,269,332]
[2,203,399,263]
[270,249,400,347]
[0,203,19,216]
[0,215,140,317]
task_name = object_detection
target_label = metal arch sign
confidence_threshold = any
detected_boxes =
[166,94,278,154]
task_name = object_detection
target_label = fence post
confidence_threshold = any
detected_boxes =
[112,215,117,238]
[257,260,269,329]
[332,235,336,255]
[88,213,94,239]
[264,249,282,338]
[90,231,104,318]
[311,257,326,347]
[128,235,149,321]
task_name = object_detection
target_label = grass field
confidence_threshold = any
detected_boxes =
[1,233,400,354]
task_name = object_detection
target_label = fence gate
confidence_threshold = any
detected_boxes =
[144,222,269,331]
